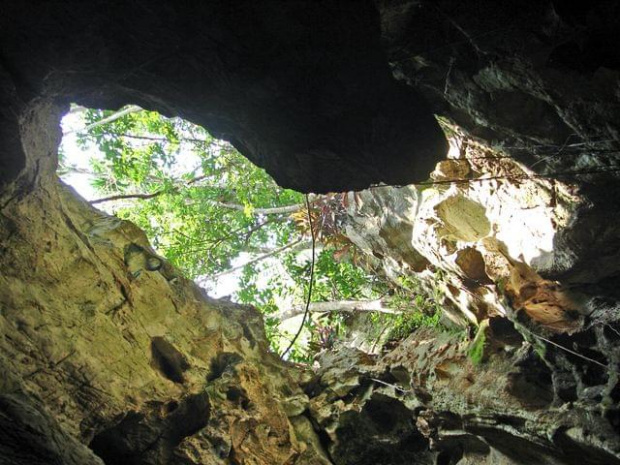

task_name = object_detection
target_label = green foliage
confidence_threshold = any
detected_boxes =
[286,248,383,303]
[468,320,489,365]
[61,106,386,363]
[387,304,442,341]
[468,330,486,365]
[236,247,386,362]
[360,273,445,349]
[70,107,302,278]
[385,273,443,340]
[533,340,547,360]
[62,107,464,362]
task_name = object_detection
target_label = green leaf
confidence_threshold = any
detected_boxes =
[63,106,391,362]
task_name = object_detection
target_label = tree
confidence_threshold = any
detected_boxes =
[60,105,390,362]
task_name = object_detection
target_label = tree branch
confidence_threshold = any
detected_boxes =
[166,217,288,255]
[101,132,211,144]
[209,238,304,281]
[64,105,142,135]
[90,190,164,205]
[57,165,98,176]
[240,241,314,255]
[279,299,400,321]
[91,187,302,216]
[210,201,303,215]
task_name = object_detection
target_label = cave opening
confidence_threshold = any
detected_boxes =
[57,104,409,363]
[58,103,463,365]
[30,95,620,465]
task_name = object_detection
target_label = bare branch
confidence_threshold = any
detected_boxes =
[92,187,302,216]
[101,132,211,144]
[209,238,304,281]
[211,201,303,215]
[90,190,164,205]
[240,241,314,255]
[57,165,98,176]
[64,105,143,135]
[279,299,400,321]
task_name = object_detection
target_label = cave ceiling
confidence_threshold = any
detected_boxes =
[0,0,448,194]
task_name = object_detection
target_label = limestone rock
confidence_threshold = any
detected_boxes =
[307,327,620,464]
[337,132,620,464]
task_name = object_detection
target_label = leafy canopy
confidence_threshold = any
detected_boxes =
[61,106,388,361]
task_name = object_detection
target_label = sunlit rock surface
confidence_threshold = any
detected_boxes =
[338,135,620,463]
[0,182,329,464]
[344,138,584,326]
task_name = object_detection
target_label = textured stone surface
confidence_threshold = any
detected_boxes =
[380,0,620,150]
[339,135,620,463]
[0,391,104,465]
[342,138,609,327]
[379,0,620,248]
[377,0,620,294]
[307,331,620,465]
[0,181,331,463]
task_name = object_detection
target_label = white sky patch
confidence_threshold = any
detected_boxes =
[60,108,101,201]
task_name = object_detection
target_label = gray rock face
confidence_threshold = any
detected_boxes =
[0,392,105,465]
[307,334,620,465]
[379,0,620,147]
[379,0,620,209]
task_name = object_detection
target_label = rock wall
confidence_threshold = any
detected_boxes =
[0,1,620,464]
[379,0,620,153]
[345,138,584,323]
[378,1,620,266]
[307,334,620,465]
[337,134,620,463]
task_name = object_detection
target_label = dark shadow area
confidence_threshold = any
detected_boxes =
[206,352,243,383]
[331,393,435,465]
[150,337,190,384]
[0,1,447,194]
[90,393,210,465]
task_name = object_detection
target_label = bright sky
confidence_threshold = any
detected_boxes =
[60,108,100,200]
